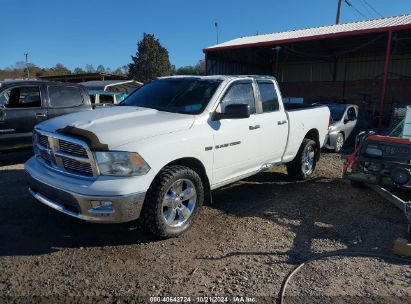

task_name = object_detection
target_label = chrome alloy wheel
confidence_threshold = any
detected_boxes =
[302,145,315,175]
[335,135,344,151]
[162,179,197,227]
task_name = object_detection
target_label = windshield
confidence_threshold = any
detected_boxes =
[120,78,222,114]
[327,104,346,122]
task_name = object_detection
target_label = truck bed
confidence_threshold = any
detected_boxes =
[281,104,330,163]
[284,103,324,111]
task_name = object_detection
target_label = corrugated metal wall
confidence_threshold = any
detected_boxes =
[279,55,411,82]
[207,59,269,75]
[208,55,411,81]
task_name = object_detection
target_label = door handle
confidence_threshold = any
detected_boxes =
[35,113,47,118]
[249,125,260,130]
[277,120,287,125]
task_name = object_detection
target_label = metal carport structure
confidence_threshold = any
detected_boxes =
[204,15,411,128]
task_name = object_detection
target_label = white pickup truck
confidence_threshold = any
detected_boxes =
[25,75,330,237]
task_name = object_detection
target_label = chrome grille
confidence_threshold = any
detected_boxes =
[33,130,97,178]
[59,139,87,156]
[38,134,49,148]
[40,149,52,165]
[62,158,93,176]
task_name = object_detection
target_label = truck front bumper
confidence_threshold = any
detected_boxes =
[25,157,146,223]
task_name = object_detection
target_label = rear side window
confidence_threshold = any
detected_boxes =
[220,83,256,114]
[0,86,41,108]
[257,81,279,112]
[89,94,96,104]
[48,86,83,108]
[99,94,114,104]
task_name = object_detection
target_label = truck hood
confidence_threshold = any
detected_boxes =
[37,106,195,148]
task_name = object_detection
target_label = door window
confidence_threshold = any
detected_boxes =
[0,86,41,108]
[49,86,83,108]
[220,83,256,114]
[346,107,357,120]
[257,81,279,112]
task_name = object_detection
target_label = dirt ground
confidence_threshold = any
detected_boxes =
[0,150,410,303]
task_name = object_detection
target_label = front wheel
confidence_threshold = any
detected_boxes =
[287,139,317,180]
[142,165,204,238]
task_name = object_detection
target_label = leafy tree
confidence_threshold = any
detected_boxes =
[51,63,71,75]
[113,68,123,76]
[174,60,205,76]
[85,64,95,73]
[128,33,171,82]
[73,67,85,74]
[121,65,129,75]
[96,65,105,73]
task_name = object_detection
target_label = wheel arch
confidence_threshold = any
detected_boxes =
[304,129,320,161]
[160,157,211,205]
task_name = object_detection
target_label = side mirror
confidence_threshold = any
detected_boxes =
[212,104,251,121]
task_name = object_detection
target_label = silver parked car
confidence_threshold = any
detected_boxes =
[324,104,358,152]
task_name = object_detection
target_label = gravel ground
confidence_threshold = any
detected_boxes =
[0,150,410,303]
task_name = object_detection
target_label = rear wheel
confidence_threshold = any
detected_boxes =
[334,133,344,152]
[287,139,317,180]
[142,165,204,238]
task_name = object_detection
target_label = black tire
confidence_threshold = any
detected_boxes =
[287,139,317,180]
[350,180,364,188]
[142,165,204,238]
[334,133,345,153]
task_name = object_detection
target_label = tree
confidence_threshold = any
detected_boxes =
[121,65,129,75]
[73,67,85,74]
[113,68,124,76]
[174,60,205,76]
[128,33,171,82]
[96,65,105,73]
[51,63,71,75]
[85,64,95,73]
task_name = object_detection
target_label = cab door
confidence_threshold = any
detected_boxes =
[254,80,288,163]
[211,80,262,185]
[0,84,47,150]
[46,85,90,118]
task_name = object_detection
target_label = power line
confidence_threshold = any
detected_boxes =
[344,0,368,19]
[358,0,374,18]
[361,0,384,18]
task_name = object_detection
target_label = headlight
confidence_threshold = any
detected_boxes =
[95,151,150,176]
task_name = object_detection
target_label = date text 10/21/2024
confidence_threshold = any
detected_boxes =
[149,296,257,303]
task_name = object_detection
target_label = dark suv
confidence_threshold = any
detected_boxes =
[0,80,92,151]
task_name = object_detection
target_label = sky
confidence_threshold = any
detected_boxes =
[1,0,411,71]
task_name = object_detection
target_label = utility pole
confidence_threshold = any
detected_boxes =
[336,0,342,24]
[214,20,219,44]
[24,52,30,79]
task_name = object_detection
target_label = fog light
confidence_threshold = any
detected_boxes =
[90,201,114,213]
[390,168,411,186]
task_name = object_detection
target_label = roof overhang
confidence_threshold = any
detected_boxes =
[204,16,411,53]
